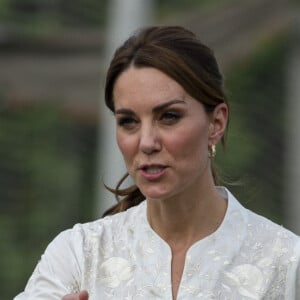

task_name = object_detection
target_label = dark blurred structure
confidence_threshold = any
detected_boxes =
[7,0,107,27]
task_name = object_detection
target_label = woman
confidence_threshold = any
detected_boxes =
[15,26,300,300]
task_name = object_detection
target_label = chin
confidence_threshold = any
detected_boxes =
[136,180,175,200]
[140,188,172,201]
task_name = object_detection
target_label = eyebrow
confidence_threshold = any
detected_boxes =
[115,99,186,115]
[152,99,186,113]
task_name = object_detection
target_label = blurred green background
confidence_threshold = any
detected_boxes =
[1,0,299,298]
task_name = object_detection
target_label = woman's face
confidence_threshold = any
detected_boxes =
[113,66,227,201]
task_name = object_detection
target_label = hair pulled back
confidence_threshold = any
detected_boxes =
[103,26,228,217]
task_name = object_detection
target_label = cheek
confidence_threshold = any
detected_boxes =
[167,123,209,158]
[116,133,136,163]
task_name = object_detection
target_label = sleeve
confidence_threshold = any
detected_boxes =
[295,253,300,300]
[286,239,300,299]
[14,228,84,300]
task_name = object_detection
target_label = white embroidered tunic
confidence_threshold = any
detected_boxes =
[15,188,300,299]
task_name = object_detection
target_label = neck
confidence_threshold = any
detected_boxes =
[146,184,227,251]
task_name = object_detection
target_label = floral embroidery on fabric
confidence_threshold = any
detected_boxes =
[224,264,263,299]
[99,257,134,288]
[14,188,300,300]
[72,189,300,299]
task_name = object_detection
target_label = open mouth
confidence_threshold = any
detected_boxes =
[142,166,166,174]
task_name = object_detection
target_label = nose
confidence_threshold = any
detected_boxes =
[139,124,161,155]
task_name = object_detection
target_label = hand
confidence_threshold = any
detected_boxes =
[62,290,89,300]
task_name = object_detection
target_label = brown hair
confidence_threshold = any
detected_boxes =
[103,25,228,217]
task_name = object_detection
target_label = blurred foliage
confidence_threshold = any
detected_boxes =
[0,105,97,299]
[217,34,291,224]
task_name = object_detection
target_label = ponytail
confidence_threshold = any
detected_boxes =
[102,173,145,217]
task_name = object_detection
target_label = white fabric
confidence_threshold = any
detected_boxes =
[15,188,300,299]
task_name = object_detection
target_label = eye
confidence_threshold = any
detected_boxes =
[160,111,181,124]
[117,116,138,129]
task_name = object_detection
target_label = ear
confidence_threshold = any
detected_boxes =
[208,103,228,146]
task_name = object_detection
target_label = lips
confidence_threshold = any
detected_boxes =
[138,164,167,180]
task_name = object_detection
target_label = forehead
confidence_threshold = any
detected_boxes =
[113,67,187,108]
